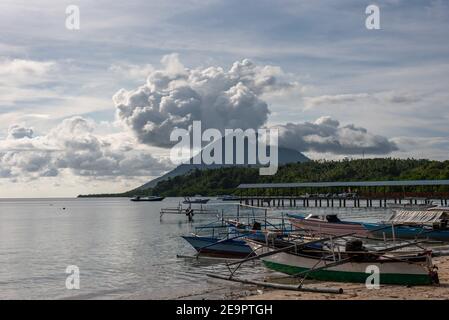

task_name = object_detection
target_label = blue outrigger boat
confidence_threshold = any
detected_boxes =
[362,208,449,241]
[181,218,295,258]
[181,235,255,258]
[288,208,449,242]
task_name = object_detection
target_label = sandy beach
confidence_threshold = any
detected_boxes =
[235,256,449,300]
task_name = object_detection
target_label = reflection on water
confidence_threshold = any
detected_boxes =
[0,197,391,299]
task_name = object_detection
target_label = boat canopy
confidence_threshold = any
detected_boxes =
[388,209,449,224]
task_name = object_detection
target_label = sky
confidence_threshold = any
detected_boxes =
[0,0,448,197]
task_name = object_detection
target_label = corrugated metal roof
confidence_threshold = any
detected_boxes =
[388,210,449,224]
[237,180,449,189]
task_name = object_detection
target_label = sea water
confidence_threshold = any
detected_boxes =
[0,197,390,299]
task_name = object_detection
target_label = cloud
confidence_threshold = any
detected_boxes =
[7,124,34,139]
[390,136,449,160]
[303,91,422,109]
[109,63,155,80]
[114,55,297,147]
[0,116,171,182]
[275,116,398,155]
[304,93,371,109]
[0,58,56,85]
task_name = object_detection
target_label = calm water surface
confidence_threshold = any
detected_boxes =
[0,198,390,299]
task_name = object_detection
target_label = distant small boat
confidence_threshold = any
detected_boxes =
[182,197,209,204]
[220,195,240,201]
[130,196,165,202]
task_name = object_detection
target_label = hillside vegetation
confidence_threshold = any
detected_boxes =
[78,158,449,197]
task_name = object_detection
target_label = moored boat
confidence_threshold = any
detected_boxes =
[182,197,210,204]
[220,195,240,201]
[288,213,370,237]
[289,209,449,242]
[181,218,292,258]
[363,208,449,241]
[246,239,438,286]
[130,195,165,202]
[181,235,255,258]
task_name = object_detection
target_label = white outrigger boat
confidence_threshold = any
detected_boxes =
[245,238,439,286]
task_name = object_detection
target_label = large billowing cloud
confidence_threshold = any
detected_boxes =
[275,116,398,155]
[114,54,297,147]
[113,55,398,156]
[0,117,170,181]
[0,56,401,184]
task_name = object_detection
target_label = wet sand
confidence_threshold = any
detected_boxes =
[235,256,449,300]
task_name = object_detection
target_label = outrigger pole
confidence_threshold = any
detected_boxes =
[206,273,343,294]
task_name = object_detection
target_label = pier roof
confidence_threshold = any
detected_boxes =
[237,180,449,189]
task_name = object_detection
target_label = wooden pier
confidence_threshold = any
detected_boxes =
[235,180,449,208]
[237,196,448,208]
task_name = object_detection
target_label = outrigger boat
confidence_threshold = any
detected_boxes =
[245,238,439,286]
[182,219,288,258]
[363,208,449,241]
[181,207,299,258]
[183,197,210,204]
[288,213,370,237]
[288,208,449,242]
[182,235,255,258]
[130,195,165,202]
[219,195,240,201]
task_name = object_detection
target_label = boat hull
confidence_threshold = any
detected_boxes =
[363,223,449,241]
[182,236,254,258]
[247,242,433,286]
[288,214,370,237]
[130,196,165,202]
[183,199,210,204]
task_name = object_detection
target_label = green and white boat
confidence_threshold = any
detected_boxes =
[246,240,438,286]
